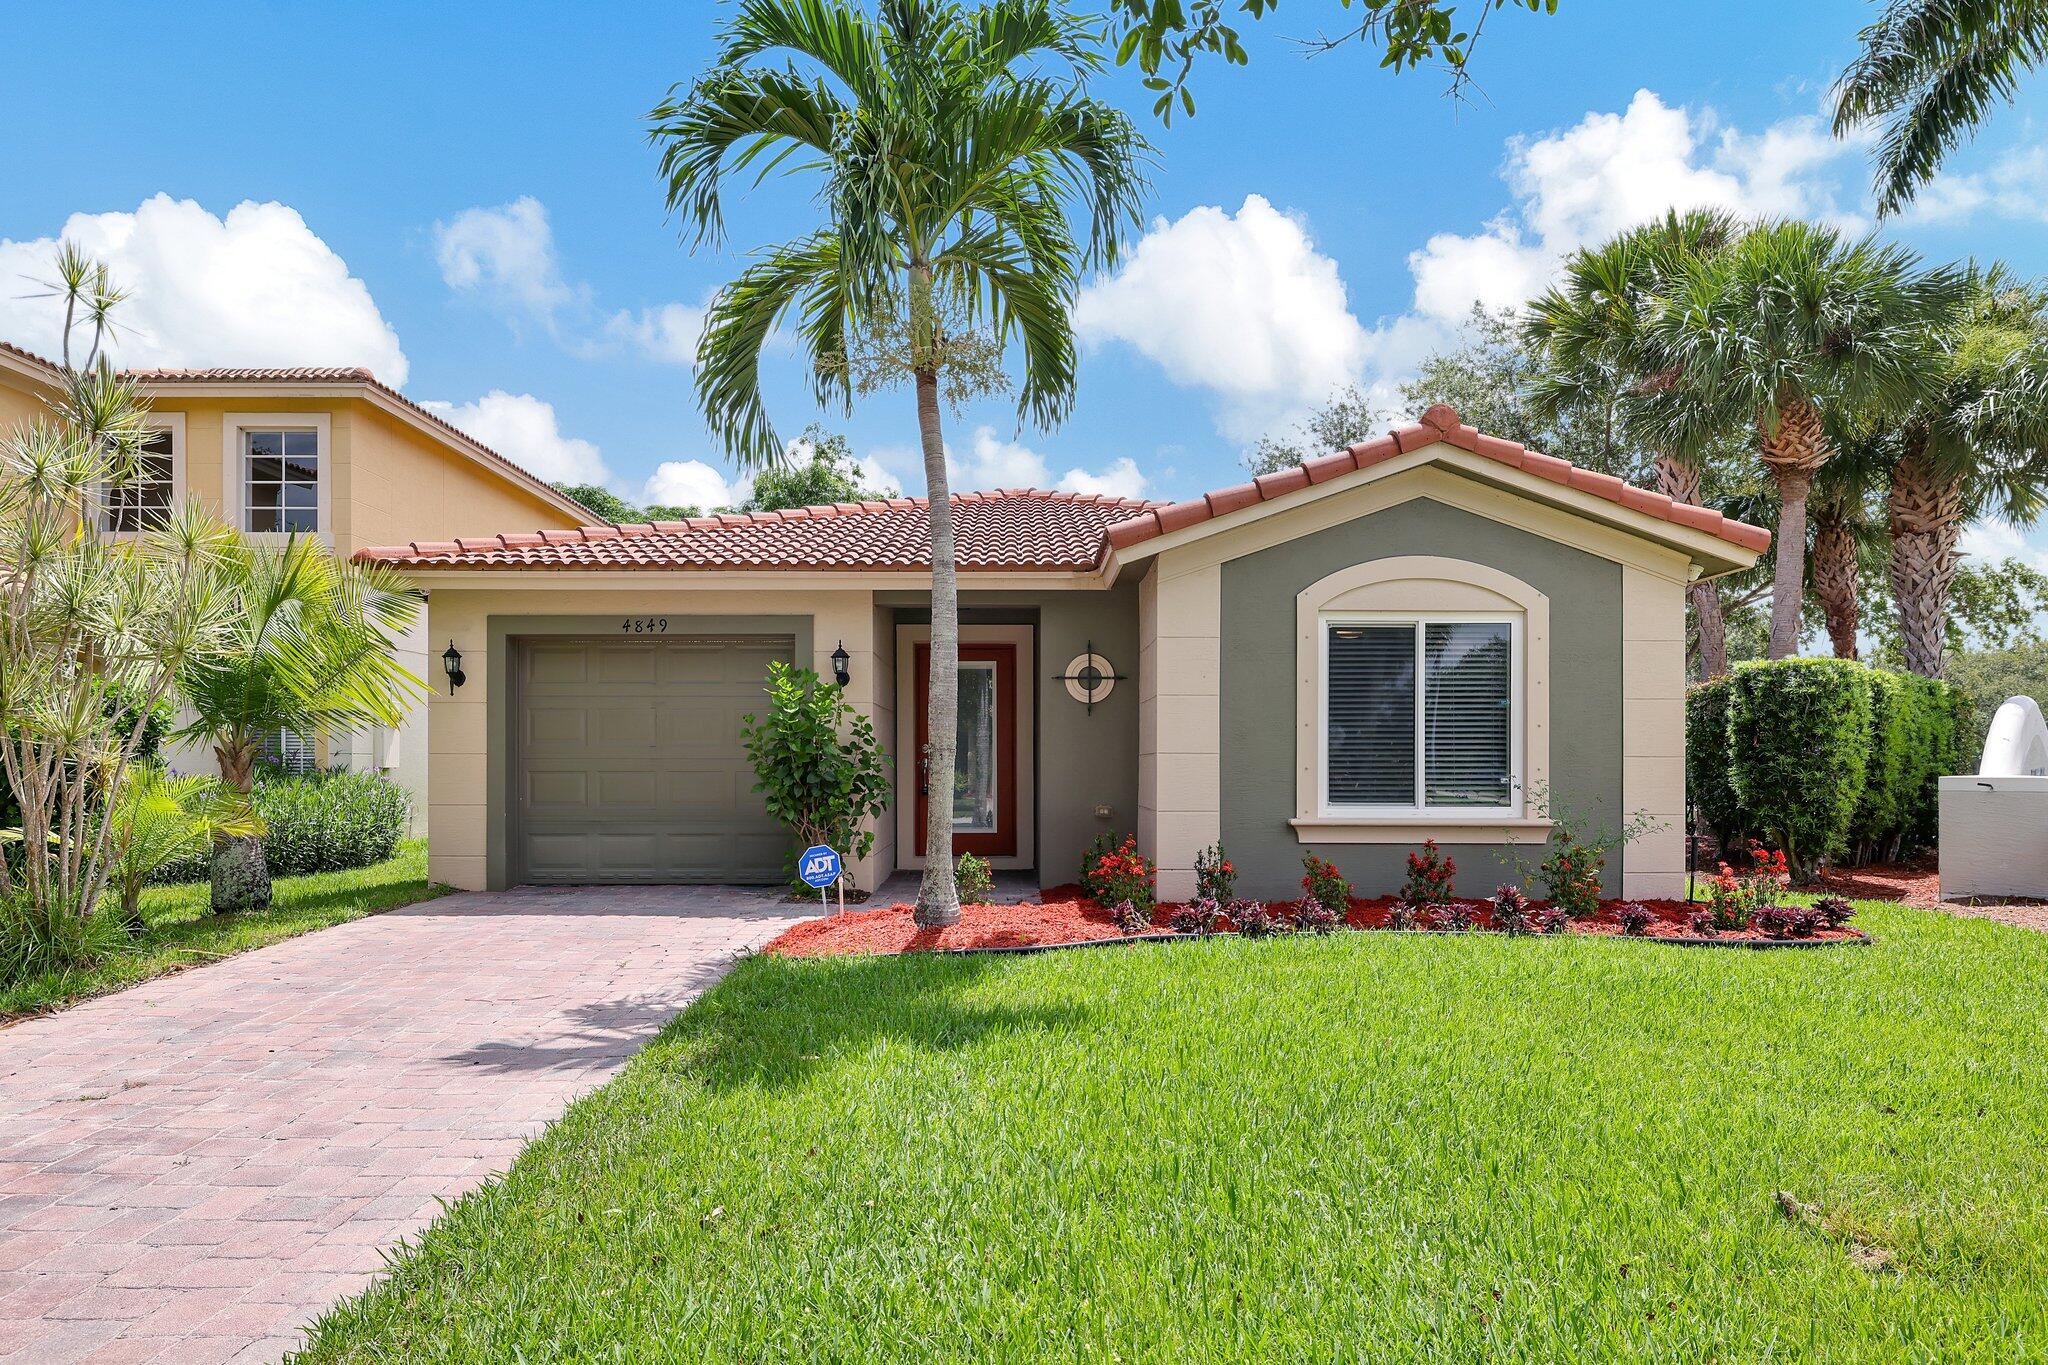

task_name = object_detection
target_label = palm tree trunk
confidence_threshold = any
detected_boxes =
[1761,398,1830,660]
[210,739,271,914]
[1811,506,1860,660]
[1887,443,1964,678]
[1654,455,1729,678]
[913,359,961,929]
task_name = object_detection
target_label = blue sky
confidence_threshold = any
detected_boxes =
[5,0,2048,561]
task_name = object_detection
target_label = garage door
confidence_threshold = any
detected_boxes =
[511,635,794,883]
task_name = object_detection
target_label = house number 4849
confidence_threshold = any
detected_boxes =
[620,618,668,634]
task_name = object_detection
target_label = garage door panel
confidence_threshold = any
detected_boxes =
[513,635,794,884]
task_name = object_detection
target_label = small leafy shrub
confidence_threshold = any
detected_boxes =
[1814,896,1857,929]
[955,852,993,904]
[1386,898,1422,930]
[1704,840,1789,930]
[1688,909,1719,938]
[0,892,128,985]
[1489,884,1534,936]
[154,771,410,882]
[1079,833,1117,899]
[1299,852,1350,921]
[741,663,890,890]
[1436,900,1476,933]
[1088,835,1157,916]
[1789,908,1821,938]
[1755,905,1800,939]
[1528,790,1661,920]
[1536,906,1571,934]
[1615,901,1656,937]
[1400,840,1456,913]
[1229,899,1278,938]
[1195,844,1237,903]
[1109,898,1152,935]
[1295,897,1341,935]
[1169,896,1220,936]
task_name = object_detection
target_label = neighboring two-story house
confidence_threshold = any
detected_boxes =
[0,340,593,832]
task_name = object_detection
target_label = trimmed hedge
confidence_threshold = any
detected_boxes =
[1689,659,1965,873]
[154,770,412,883]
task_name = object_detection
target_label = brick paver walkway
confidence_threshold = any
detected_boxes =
[0,885,804,1364]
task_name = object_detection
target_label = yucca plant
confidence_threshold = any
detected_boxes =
[648,0,1148,926]
[175,536,425,912]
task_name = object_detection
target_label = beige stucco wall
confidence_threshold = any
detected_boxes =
[1619,564,1689,897]
[0,369,46,437]
[1136,561,1221,901]
[344,402,578,547]
[423,583,885,892]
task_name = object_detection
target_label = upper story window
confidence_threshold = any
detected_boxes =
[244,429,320,533]
[100,427,177,533]
[1323,616,1518,815]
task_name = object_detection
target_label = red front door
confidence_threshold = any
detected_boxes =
[913,643,1018,858]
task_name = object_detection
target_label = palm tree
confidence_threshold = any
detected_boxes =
[1522,209,1742,676]
[1651,221,1965,659]
[105,766,259,935]
[1883,267,2048,677]
[176,535,424,912]
[1807,452,1888,661]
[1833,1,2048,217]
[648,0,1147,926]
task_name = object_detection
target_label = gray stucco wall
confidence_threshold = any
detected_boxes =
[882,586,1139,885]
[1220,498,1623,899]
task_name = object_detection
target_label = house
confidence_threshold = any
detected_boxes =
[357,404,1767,900]
[0,340,593,828]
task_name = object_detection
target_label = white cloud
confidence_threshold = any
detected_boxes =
[0,194,408,383]
[1961,519,2048,575]
[1073,195,1368,437]
[876,427,1149,499]
[1901,146,2048,226]
[433,196,579,324]
[640,459,742,512]
[420,391,608,486]
[606,300,708,366]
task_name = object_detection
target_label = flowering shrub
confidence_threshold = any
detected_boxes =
[1489,884,1535,936]
[1109,898,1152,935]
[1300,852,1350,920]
[1538,827,1606,920]
[1814,896,1857,929]
[1088,835,1156,916]
[1079,833,1117,899]
[1688,909,1719,938]
[1169,895,1220,936]
[1400,840,1457,911]
[1615,901,1656,937]
[1705,840,1789,930]
[1229,899,1279,938]
[1295,897,1341,935]
[1195,844,1237,904]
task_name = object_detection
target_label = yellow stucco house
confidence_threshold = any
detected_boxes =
[0,339,592,830]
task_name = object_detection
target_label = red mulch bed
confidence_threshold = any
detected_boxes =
[1807,860,1942,906]
[762,886,1865,958]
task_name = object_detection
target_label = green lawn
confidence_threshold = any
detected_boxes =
[0,839,445,1021]
[296,900,2048,1362]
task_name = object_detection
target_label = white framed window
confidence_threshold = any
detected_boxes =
[1321,612,1522,817]
[100,415,184,534]
[222,413,331,539]
[256,728,317,776]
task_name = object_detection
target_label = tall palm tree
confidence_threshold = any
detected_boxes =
[176,535,424,912]
[1884,266,2048,677]
[648,0,1147,926]
[1807,452,1888,661]
[1651,221,1965,659]
[1522,209,1742,676]
[1833,0,2048,217]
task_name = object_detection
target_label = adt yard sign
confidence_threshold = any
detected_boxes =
[799,845,842,889]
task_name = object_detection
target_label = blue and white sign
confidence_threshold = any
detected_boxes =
[798,845,843,889]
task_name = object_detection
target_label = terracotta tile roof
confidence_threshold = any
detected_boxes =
[354,490,1162,572]
[1102,404,1773,556]
[0,339,60,376]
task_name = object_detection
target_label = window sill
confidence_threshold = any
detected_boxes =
[1288,817,1553,845]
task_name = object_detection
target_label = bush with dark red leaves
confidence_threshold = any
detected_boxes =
[1688,909,1719,938]
[1814,896,1856,929]
[1109,898,1152,936]
[1294,897,1341,935]
[1387,898,1423,930]
[1489,885,1535,936]
[1169,895,1220,936]
[1754,906,1798,939]
[1615,902,1657,937]
[1229,899,1280,938]
[1436,900,1477,933]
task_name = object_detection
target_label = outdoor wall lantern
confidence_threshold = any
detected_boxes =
[442,641,466,693]
[831,642,851,687]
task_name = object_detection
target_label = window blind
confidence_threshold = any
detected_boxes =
[1424,621,1512,807]
[1326,624,1415,805]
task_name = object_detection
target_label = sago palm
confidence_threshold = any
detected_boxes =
[1522,209,1742,676]
[1883,266,2048,677]
[648,0,1148,925]
[176,535,424,913]
[1834,0,2048,217]
[105,766,260,935]
[1650,221,1965,659]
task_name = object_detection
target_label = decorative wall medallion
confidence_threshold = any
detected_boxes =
[1057,647,1123,711]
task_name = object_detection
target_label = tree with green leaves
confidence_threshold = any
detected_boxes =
[740,426,891,511]
[105,767,258,936]
[1522,211,1745,672]
[550,483,639,523]
[1650,221,1965,660]
[648,0,1147,926]
[1107,0,1557,121]
[176,535,425,913]
[1833,0,2048,217]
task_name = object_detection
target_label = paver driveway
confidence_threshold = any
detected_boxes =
[0,885,804,1364]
